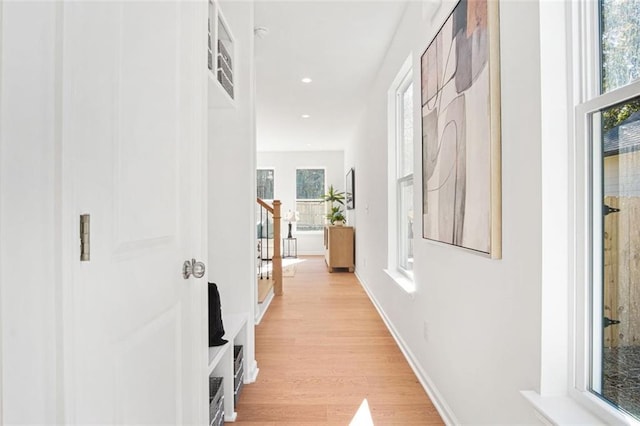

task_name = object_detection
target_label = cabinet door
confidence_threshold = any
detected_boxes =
[327,227,354,269]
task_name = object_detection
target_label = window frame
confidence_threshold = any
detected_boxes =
[571,0,640,422]
[295,167,326,233]
[256,167,275,201]
[395,73,414,278]
[574,79,640,426]
[385,54,415,292]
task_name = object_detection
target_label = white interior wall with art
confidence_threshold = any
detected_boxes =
[207,0,258,379]
[0,2,61,423]
[257,150,345,255]
[346,1,545,423]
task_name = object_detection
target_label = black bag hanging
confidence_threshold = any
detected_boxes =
[208,282,228,347]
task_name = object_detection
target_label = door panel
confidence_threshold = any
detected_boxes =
[62,2,206,424]
[116,2,178,249]
[114,307,181,424]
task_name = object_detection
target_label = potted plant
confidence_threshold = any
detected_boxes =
[322,185,345,206]
[326,205,346,226]
[323,185,346,225]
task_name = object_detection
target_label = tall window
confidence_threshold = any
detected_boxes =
[257,169,274,200]
[296,168,325,231]
[396,70,414,276]
[584,0,640,420]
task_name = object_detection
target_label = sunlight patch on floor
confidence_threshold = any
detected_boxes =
[350,399,374,426]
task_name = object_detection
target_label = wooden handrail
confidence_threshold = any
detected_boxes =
[256,198,274,213]
[256,198,283,296]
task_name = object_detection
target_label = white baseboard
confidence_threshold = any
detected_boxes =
[255,289,274,325]
[246,359,259,383]
[355,272,459,426]
[298,250,324,256]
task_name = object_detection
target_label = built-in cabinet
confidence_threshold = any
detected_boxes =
[208,0,235,108]
[324,226,355,272]
[208,313,248,423]
[206,1,252,424]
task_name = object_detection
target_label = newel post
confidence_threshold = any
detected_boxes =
[272,200,283,295]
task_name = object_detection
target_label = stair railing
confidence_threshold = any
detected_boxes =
[256,198,282,295]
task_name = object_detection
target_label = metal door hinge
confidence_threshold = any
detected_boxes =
[80,214,90,261]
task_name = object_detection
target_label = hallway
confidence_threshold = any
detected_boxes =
[234,257,444,425]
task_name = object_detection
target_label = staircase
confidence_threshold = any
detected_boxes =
[256,198,283,297]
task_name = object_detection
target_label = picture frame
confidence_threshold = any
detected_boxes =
[420,0,502,258]
[346,168,355,210]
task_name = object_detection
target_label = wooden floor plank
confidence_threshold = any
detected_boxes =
[234,256,444,425]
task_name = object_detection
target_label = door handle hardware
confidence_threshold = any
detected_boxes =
[182,258,206,279]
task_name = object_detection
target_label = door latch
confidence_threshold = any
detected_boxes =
[80,214,90,261]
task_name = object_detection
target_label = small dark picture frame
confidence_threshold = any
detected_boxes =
[346,168,355,210]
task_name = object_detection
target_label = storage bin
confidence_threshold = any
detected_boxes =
[233,345,243,374]
[209,376,224,426]
[233,345,244,406]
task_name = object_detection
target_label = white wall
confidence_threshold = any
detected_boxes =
[257,150,345,254]
[208,0,257,375]
[0,2,61,423]
[346,1,543,423]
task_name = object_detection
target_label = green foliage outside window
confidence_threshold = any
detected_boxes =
[601,0,640,131]
[296,169,325,199]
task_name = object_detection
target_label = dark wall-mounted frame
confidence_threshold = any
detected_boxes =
[346,168,355,210]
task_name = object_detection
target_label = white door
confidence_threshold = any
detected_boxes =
[61,2,207,424]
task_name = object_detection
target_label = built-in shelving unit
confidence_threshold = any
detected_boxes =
[208,312,248,423]
[208,0,235,109]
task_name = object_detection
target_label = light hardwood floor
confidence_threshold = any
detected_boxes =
[234,256,444,425]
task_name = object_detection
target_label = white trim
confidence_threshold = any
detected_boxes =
[246,359,259,384]
[521,391,605,425]
[569,388,639,425]
[53,2,65,423]
[355,272,458,426]
[256,167,275,201]
[569,0,640,421]
[387,54,414,278]
[254,288,274,325]
[383,268,415,295]
[0,1,4,420]
[298,250,324,256]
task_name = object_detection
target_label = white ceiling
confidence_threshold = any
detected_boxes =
[254,1,408,152]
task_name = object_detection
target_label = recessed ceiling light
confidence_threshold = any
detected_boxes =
[301,114,310,119]
[301,78,312,84]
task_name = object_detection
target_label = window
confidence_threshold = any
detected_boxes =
[581,0,640,421]
[395,65,413,276]
[386,56,414,288]
[296,168,325,231]
[257,169,274,200]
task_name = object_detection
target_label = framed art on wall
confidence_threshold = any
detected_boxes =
[421,0,502,258]
[346,167,355,210]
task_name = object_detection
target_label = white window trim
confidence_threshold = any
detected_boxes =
[526,1,640,424]
[387,54,415,292]
[572,78,640,426]
[257,167,275,202]
[295,167,327,233]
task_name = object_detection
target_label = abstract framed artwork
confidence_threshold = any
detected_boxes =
[346,168,355,210]
[421,0,502,258]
